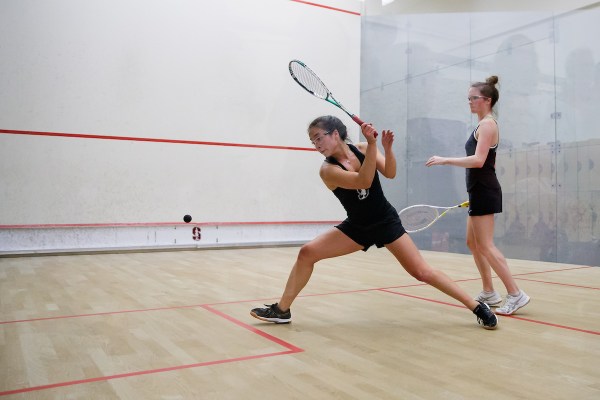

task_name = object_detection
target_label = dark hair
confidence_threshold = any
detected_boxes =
[308,115,348,142]
[471,76,499,107]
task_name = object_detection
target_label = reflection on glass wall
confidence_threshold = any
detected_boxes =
[361,8,600,266]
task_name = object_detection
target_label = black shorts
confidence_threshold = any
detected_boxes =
[335,214,406,251]
[468,183,502,216]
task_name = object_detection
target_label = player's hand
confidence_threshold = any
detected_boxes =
[361,123,378,144]
[425,156,447,166]
[381,130,394,152]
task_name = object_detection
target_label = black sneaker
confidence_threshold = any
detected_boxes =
[473,301,498,330]
[250,303,291,324]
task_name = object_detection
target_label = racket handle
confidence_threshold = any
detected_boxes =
[351,115,365,125]
[351,115,378,138]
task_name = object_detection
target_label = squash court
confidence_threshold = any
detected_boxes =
[2,0,600,399]
[1,247,598,398]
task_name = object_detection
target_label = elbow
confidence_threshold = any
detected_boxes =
[473,159,485,168]
[357,176,375,189]
[381,164,397,179]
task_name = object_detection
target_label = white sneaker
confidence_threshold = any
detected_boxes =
[474,290,503,307]
[495,290,530,315]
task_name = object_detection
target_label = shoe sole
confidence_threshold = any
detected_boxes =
[494,296,531,315]
[483,318,498,330]
[474,296,503,307]
[484,299,503,307]
[250,311,291,324]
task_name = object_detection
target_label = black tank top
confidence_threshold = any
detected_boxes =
[465,119,501,191]
[325,144,396,225]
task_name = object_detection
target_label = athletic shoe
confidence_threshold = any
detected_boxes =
[250,303,291,324]
[473,301,498,330]
[495,290,530,315]
[474,290,503,307]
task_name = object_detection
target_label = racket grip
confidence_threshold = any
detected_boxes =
[351,115,365,125]
[351,115,378,138]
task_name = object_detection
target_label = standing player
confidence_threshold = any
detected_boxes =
[426,76,530,315]
[251,115,498,329]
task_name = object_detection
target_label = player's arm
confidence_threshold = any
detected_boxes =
[321,124,379,190]
[425,120,496,168]
[356,129,395,179]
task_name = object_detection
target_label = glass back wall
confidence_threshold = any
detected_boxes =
[361,8,600,266]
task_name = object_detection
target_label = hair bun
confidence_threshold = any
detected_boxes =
[486,75,499,86]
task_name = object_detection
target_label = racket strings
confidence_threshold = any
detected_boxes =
[399,206,440,232]
[289,62,329,99]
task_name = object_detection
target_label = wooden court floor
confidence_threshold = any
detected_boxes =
[1,246,599,399]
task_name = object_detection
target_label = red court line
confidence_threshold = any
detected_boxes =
[512,265,594,275]
[202,305,303,353]
[0,129,315,152]
[0,351,296,397]
[290,0,361,15]
[0,306,302,397]
[378,289,600,336]
[0,304,207,325]
[515,277,599,290]
[378,289,464,309]
[0,220,341,230]
[500,315,600,336]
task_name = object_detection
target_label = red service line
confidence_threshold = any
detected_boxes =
[290,0,361,15]
[0,129,315,152]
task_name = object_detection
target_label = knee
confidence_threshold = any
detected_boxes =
[410,266,435,284]
[466,236,477,252]
[297,243,319,265]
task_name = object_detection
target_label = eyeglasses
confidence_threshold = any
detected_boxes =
[468,95,489,102]
[310,130,332,146]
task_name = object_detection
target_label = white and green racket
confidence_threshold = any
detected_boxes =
[289,59,367,128]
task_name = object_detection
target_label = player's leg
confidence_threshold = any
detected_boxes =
[467,216,502,306]
[385,234,497,329]
[469,214,530,315]
[385,234,475,306]
[250,228,362,323]
[469,215,518,293]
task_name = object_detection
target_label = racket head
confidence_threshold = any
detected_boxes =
[289,60,330,100]
[399,201,469,233]
[288,59,365,128]
[399,205,441,233]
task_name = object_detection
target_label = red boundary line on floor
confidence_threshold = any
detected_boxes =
[377,289,600,336]
[0,265,597,395]
[514,277,599,290]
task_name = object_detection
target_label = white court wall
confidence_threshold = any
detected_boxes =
[0,0,363,253]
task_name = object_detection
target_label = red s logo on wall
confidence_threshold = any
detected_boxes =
[192,227,201,241]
